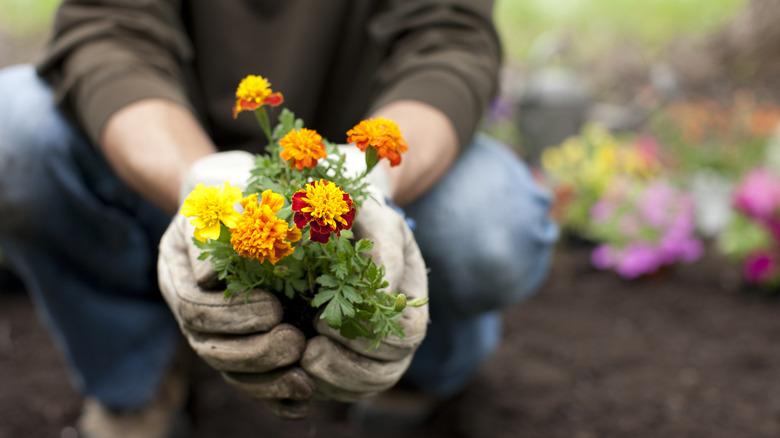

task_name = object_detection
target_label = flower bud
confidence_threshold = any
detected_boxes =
[393,294,407,312]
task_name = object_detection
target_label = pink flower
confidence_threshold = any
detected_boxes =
[637,181,675,228]
[615,243,662,279]
[589,179,703,279]
[733,169,780,221]
[744,251,778,284]
[591,245,615,269]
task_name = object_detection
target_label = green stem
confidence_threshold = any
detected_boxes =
[254,107,273,145]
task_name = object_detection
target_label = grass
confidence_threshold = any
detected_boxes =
[0,0,59,37]
[495,0,745,63]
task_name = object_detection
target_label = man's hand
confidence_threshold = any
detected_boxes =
[301,195,429,400]
[157,152,315,418]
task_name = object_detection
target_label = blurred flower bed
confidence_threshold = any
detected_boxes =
[540,96,780,286]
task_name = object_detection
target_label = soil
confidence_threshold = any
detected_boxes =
[3,246,780,437]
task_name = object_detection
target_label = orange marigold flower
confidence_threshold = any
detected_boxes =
[232,75,284,118]
[347,117,408,166]
[230,190,301,265]
[279,128,327,170]
[291,179,355,243]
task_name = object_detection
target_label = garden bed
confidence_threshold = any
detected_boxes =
[3,245,780,437]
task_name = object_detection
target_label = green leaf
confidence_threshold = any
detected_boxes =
[339,319,370,340]
[332,262,349,280]
[316,274,339,288]
[337,294,356,318]
[341,284,361,303]
[336,235,353,255]
[284,281,295,299]
[366,263,379,281]
[278,205,292,220]
[312,288,337,307]
[355,239,373,253]
[290,277,307,292]
[321,297,343,327]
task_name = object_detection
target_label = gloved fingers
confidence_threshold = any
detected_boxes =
[262,399,311,420]
[187,324,305,373]
[159,217,283,334]
[310,378,370,402]
[301,336,412,400]
[352,197,406,292]
[222,367,315,402]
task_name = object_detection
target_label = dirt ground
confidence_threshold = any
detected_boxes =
[2,246,780,438]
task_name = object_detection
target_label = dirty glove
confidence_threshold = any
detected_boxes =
[300,147,429,401]
[157,152,314,418]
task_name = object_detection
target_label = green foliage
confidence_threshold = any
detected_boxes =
[496,0,743,63]
[0,0,60,37]
[718,213,773,260]
[313,234,407,343]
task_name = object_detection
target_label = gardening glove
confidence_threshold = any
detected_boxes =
[157,151,314,419]
[300,146,430,401]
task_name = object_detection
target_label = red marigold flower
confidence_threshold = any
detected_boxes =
[346,117,408,167]
[232,75,284,118]
[291,179,355,243]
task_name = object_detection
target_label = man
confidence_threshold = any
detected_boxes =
[0,0,558,435]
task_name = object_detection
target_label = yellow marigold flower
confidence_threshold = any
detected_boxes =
[347,117,408,167]
[230,190,301,265]
[292,179,355,243]
[180,182,243,242]
[279,128,327,170]
[232,75,284,118]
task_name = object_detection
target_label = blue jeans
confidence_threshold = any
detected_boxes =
[0,65,558,409]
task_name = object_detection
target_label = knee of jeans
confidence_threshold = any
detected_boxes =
[452,205,557,315]
[0,66,76,234]
[417,137,559,316]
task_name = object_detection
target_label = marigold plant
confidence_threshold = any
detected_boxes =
[180,74,421,344]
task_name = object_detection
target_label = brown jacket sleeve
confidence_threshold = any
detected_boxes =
[36,0,193,144]
[368,0,501,148]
